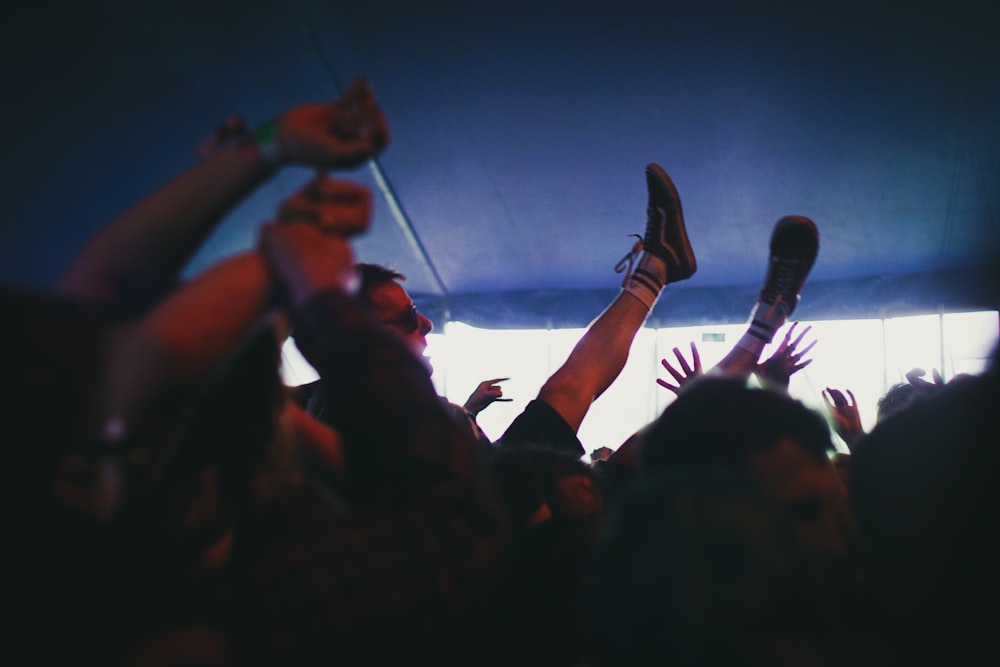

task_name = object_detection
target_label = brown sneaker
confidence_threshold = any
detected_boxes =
[643,163,697,284]
[757,215,819,316]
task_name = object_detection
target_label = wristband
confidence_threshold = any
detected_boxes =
[196,115,282,169]
[252,119,282,166]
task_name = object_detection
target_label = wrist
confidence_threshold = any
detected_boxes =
[198,116,283,172]
[251,119,284,166]
[236,119,282,172]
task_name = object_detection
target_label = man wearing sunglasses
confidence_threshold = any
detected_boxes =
[300,262,499,454]
[356,264,434,360]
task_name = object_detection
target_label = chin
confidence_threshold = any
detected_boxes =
[406,341,433,375]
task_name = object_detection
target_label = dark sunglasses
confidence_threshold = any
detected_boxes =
[387,304,421,334]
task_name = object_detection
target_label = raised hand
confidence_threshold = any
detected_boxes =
[258,222,358,308]
[757,321,816,388]
[463,378,512,417]
[261,174,373,305]
[590,446,614,462]
[275,78,390,169]
[277,173,373,236]
[905,367,945,392]
[657,341,702,395]
[822,387,865,447]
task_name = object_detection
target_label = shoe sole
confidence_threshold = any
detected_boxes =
[771,215,819,270]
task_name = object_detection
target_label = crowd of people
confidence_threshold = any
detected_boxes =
[4,78,997,666]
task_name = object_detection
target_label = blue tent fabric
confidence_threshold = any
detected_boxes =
[3,0,998,327]
[418,266,1000,330]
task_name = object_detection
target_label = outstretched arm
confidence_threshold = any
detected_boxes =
[657,341,702,394]
[823,387,865,448]
[102,175,372,476]
[711,299,789,377]
[463,378,513,417]
[755,321,816,389]
[58,79,388,316]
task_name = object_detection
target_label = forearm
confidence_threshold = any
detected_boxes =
[710,346,760,378]
[103,251,275,439]
[838,426,866,450]
[137,252,274,384]
[58,143,275,314]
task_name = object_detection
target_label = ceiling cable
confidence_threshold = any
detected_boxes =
[288,0,451,302]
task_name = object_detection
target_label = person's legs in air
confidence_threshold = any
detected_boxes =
[713,215,819,377]
[500,163,696,455]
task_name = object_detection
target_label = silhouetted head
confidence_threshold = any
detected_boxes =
[875,382,916,421]
[355,263,433,363]
[639,377,851,560]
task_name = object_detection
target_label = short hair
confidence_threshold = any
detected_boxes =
[639,377,833,474]
[876,382,916,421]
[591,469,845,666]
[486,444,601,526]
[355,263,405,305]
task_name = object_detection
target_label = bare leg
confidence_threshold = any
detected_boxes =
[539,291,652,433]
[537,164,697,433]
[713,216,819,377]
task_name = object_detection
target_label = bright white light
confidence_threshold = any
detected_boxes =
[280,336,319,387]
[280,311,998,458]
[429,312,997,456]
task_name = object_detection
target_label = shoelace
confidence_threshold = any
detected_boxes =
[646,205,663,232]
[614,234,644,287]
[761,257,802,304]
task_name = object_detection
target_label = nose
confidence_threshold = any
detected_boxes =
[418,313,433,335]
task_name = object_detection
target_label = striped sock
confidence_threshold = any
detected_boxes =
[735,298,791,355]
[622,253,668,311]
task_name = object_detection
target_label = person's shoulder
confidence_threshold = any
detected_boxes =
[440,398,493,446]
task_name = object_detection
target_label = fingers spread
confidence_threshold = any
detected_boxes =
[797,338,818,357]
[656,378,680,394]
[790,323,813,348]
[825,388,847,406]
[782,321,798,345]
[661,359,685,383]
[689,341,702,372]
[673,346,693,375]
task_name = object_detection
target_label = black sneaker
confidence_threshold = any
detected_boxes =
[758,215,819,316]
[644,163,697,283]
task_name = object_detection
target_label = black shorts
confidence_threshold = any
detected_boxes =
[497,399,584,457]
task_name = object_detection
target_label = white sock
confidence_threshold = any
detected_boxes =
[622,252,668,311]
[735,298,790,355]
